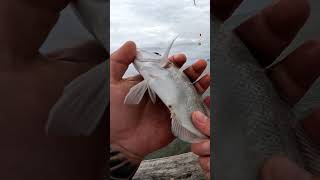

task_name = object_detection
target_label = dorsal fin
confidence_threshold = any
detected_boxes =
[160,35,179,67]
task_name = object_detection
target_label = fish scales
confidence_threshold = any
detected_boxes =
[153,63,208,140]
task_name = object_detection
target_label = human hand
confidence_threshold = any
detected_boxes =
[191,96,210,180]
[110,41,210,163]
[213,0,320,179]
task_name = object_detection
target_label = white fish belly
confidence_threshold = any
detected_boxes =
[148,64,208,142]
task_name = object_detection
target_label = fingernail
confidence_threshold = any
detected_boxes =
[173,54,180,59]
[194,111,207,124]
[262,156,312,180]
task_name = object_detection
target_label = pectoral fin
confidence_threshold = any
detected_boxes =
[148,86,156,104]
[193,61,210,84]
[124,80,157,104]
[202,87,210,100]
[124,80,149,104]
[179,63,192,73]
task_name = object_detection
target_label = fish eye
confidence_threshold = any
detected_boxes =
[153,52,161,56]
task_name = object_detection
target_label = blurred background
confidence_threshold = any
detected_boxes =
[111,0,210,77]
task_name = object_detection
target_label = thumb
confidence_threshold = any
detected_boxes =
[192,111,210,136]
[261,156,315,180]
[110,41,136,82]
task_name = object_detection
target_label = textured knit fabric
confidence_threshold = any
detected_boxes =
[212,16,320,180]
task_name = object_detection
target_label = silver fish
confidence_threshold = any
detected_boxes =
[124,37,210,143]
[213,1,320,179]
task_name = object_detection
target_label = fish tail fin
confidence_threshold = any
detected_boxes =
[124,79,157,104]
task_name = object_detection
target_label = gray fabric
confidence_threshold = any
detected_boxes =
[212,16,320,180]
[296,123,320,175]
[46,0,109,135]
[223,0,273,30]
[47,61,108,135]
[294,78,320,175]
[71,0,109,50]
[267,0,320,69]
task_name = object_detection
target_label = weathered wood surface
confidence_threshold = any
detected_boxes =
[133,152,206,180]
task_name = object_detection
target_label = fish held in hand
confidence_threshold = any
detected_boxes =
[124,37,210,143]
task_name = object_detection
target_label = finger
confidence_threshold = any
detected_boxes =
[195,74,210,94]
[191,140,210,156]
[169,54,210,93]
[198,156,210,172]
[235,0,310,67]
[212,0,243,20]
[205,172,210,180]
[110,41,136,82]
[184,59,210,93]
[268,40,320,104]
[168,53,187,68]
[192,111,210,136]
[204,96,210,108]
[302,108,320,145]
[261,156,313,180]
[184,59,207,81]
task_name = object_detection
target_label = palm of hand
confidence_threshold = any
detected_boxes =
[110,76,174,157]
